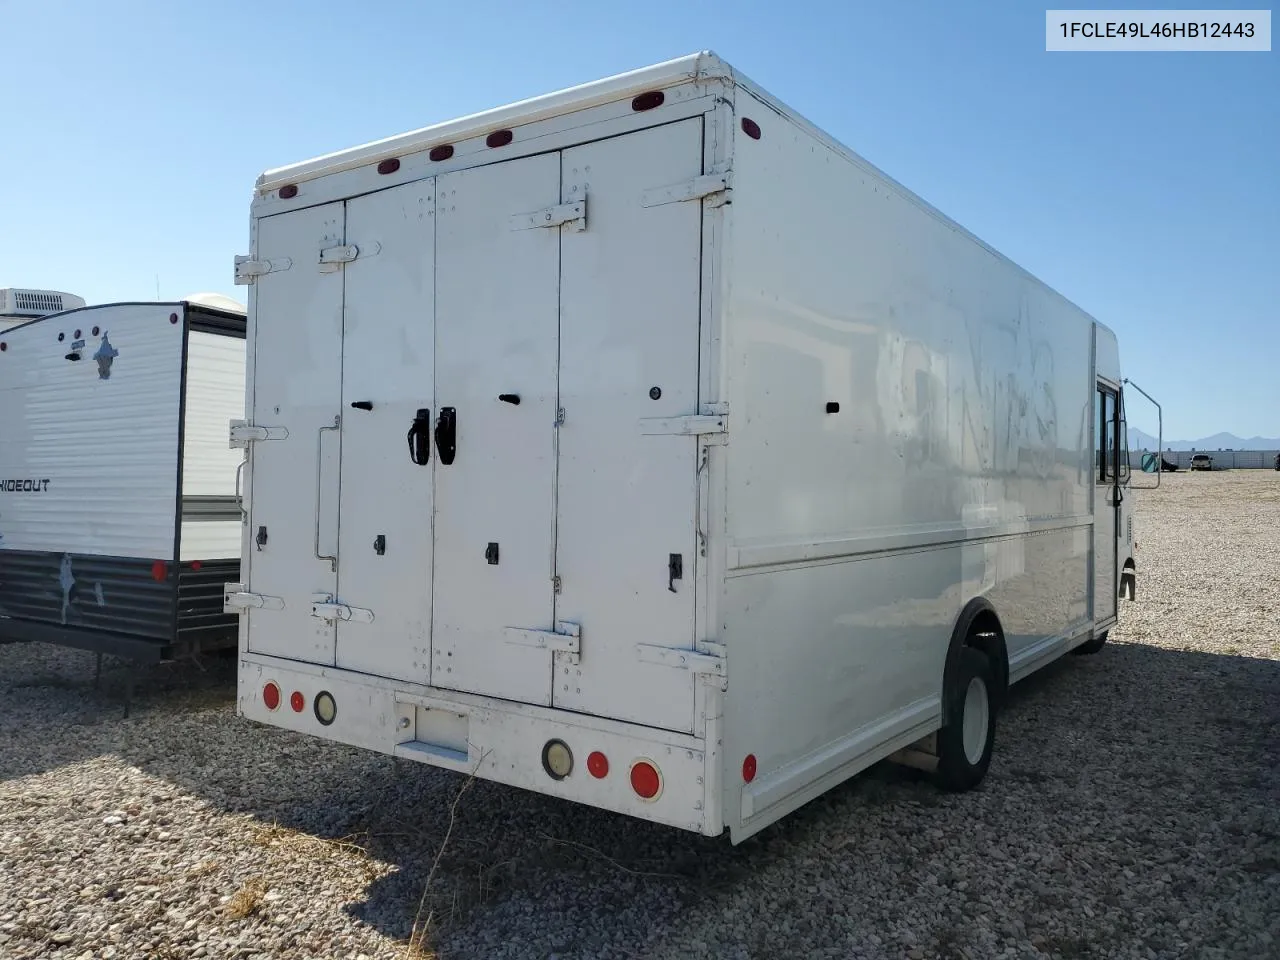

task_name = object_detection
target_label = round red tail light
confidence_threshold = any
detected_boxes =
[629,759,662,801]
[289,691,305,713]
[262,682,281,711]
[587,751,609,779]
[150,560,168,582]
[743,754,758,783]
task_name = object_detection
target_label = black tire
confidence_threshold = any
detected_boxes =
[1072,631,1108,656]
[935,647,997,792]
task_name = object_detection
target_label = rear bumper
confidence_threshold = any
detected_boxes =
[238,654,718,835]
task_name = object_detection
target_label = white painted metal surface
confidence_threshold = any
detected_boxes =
[552,119,705,732]
[236,53,1136,844]
[179,331,246,561]
[431,153,561,704]
[241,203,345,664]
[334,180,436,683]
[0,304,182,557]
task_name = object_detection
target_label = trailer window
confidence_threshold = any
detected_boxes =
[1097,387,1118,483]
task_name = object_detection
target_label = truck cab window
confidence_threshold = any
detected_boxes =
[1097,387,1117,483]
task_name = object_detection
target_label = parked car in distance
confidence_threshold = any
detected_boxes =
[1190,454,1214,471]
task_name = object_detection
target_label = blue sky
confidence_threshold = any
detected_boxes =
[2,1,1275,438]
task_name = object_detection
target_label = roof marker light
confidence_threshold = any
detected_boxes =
[377,158,401,175]
[429,145,454,162]
[169,313,179,324]
[741,117,762,140]
[631,91,664,112]
[279,185,298,199]
[486,130,513,148]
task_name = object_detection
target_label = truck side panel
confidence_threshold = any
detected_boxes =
[719,90,1093,839]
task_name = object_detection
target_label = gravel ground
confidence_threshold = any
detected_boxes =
[1,470,1277,960]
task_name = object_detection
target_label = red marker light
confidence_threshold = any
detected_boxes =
[742,754,757,783]
[262,682,281,711]
[290,691,305,713]
[587,751,609,779]
[169,313,178,324]
[150,560,167,582]
[631,91,665,112]
[741,117,762,140]
[377,158,401,175]
[429,144,454,162]
[190,560,202,571]
[279,184,298,199]
[486,129,513,148]
[629,759,662,800]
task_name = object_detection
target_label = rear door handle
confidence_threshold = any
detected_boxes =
[435,407,457,465]
[407,408,431,465]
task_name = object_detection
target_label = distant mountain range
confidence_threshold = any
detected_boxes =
[1129,429,1280,452]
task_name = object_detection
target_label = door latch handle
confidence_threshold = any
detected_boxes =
[350,400,373,411]
[407,408,431,465]
[435,407,457,465]
[498,394,520,405]
[373,534,386,556]
[668,553,683,593]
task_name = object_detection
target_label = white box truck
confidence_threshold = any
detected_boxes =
[0,297,247,667]
[229,52,1137,842]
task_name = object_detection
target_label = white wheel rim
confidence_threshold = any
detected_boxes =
[961,676,989,765]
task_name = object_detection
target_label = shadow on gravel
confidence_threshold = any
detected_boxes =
[3,637,1278,958]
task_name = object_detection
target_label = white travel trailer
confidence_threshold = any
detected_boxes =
[0,287,87,329]
[0,297,247,666]
[229,52,1136,841]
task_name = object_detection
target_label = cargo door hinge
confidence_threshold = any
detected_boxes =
[639,405,728,444]
[234,255,292,285]
[504,622,580,664]
[319,242,380,273]
[636,642,727,689]
[224,583,284,614]
[310,594,375,624]
[230,419,289,449]
[641,173,731,209]
[510,198,586,233]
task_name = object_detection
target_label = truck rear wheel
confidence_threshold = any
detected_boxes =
[935,647,996,791]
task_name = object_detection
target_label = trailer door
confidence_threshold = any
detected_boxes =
[429,153,563,705]
[332,180,437,682]
[552,119,705,733]
[244,202,345,664]
[1094,383,1120,624]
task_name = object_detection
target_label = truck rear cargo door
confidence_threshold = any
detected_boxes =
[333,180,437,682]
[429,154,562,705]
[552,119,705,733]
[244,202,345,664]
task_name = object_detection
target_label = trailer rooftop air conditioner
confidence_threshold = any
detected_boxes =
[0,288,87,319]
